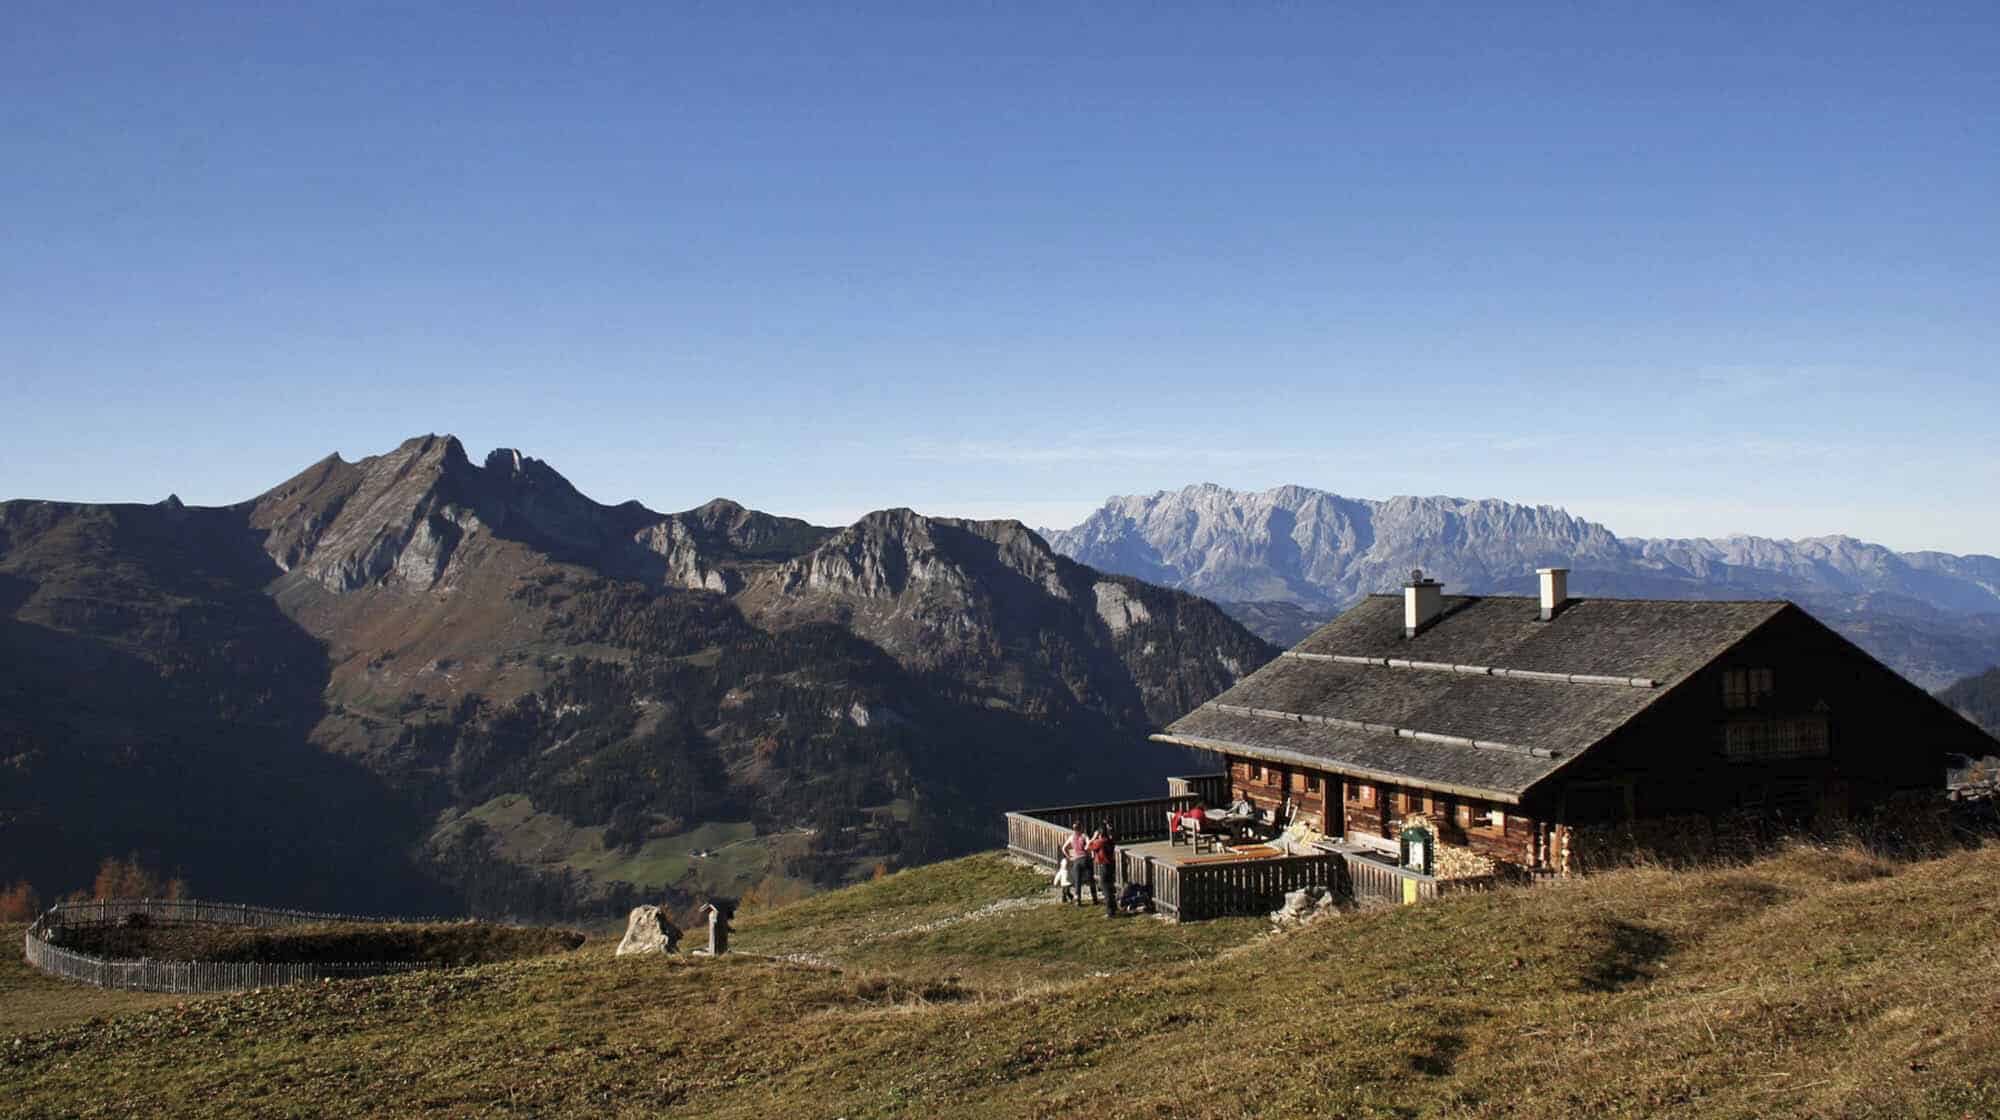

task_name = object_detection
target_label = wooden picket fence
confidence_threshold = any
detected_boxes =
[23,898,448,995]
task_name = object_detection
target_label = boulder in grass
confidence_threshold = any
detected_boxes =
[615,905,683,956]
[1270,886,1334,927]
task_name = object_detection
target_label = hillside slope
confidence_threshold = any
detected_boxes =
[7,842,1998,1118]
[1942,666,2000,735]
[1047,483,2000,689]
[0,437,1273,918]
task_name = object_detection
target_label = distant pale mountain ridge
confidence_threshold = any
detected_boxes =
[1044,482,2000,690]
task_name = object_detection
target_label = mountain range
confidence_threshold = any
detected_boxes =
[0,437,1271,918]
[1045,483,2000,690]
[12,455,1997,920]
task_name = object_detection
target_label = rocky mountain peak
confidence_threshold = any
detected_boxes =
[757,508,1069,611]
[397,433,474,473]
[1046,481,2000,688]
[245,436,845,599]
[484,447,526,475]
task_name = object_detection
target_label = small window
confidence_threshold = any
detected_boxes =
[1305,773,1321,793]
[1352,783,1373,805]
[1723,668,1776,710]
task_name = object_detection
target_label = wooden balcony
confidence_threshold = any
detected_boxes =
[1004,777,1496,921]
[1004,790,1335,922]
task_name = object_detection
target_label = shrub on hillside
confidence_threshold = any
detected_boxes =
[0,880,41,922]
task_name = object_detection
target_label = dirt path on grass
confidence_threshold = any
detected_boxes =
[768,890,1065,968]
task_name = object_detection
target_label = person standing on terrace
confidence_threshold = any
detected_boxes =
[1089,825,1118,919]
[1063,825,1094,907]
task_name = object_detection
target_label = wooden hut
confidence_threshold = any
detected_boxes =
[1150,569,1998,876]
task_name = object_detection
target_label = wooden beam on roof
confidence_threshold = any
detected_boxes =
[1205,702,1557,759]
[1148,733,1525,805]
[1282,650,1658,689]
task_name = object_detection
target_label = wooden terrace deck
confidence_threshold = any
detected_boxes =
[1008,789,1497,920]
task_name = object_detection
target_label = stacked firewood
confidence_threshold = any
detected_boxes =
[1397,813,1497,880]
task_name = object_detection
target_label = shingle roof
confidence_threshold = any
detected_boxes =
[1155,594,1791,803]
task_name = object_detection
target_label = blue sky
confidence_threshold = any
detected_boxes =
[5,3,1996,553]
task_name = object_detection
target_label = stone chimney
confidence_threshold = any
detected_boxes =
[1403,570,1443,638]
[1537,567,1570,621]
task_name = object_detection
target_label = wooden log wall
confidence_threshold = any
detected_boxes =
[1225,758,1551,871]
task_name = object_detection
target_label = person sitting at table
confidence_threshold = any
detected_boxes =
[1170,803,1208,842]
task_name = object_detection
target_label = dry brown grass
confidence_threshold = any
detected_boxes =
[57,919,584,966]
[0,924,179,1035]
[5,843,1998,1118]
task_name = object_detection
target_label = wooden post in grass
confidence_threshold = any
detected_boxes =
[701,901,732,956]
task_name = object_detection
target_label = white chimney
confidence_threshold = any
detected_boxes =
[1403,569,1443,638]
[1538,567,1570,621]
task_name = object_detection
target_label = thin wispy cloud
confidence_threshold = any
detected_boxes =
[1689,364,1854,400]
[1489,435,1555,453]
[900,439,1324,468]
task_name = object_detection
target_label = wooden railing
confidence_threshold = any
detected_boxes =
[1335,851,1495,905]
[1004,795,1201,866]
[1008,791,1496,921]
[1005,813,1075,867]
[24,899,447,995]
[1123,852,1337,922]
[1165,772,1229,805]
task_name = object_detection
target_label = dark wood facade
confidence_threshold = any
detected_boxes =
[1548,608,1969,825]
[1222,756,1551,869]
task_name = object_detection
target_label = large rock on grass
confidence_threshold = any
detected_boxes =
[615,905,682,956]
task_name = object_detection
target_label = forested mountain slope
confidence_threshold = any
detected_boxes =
[1943,667,2000,735]
[0,437,1272,918]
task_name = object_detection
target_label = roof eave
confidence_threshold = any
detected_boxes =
[1149,732,1525,806]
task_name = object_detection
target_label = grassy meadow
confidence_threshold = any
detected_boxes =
[5,845,1999,1118]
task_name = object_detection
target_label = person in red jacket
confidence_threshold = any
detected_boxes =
[1087,826,1118,919]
